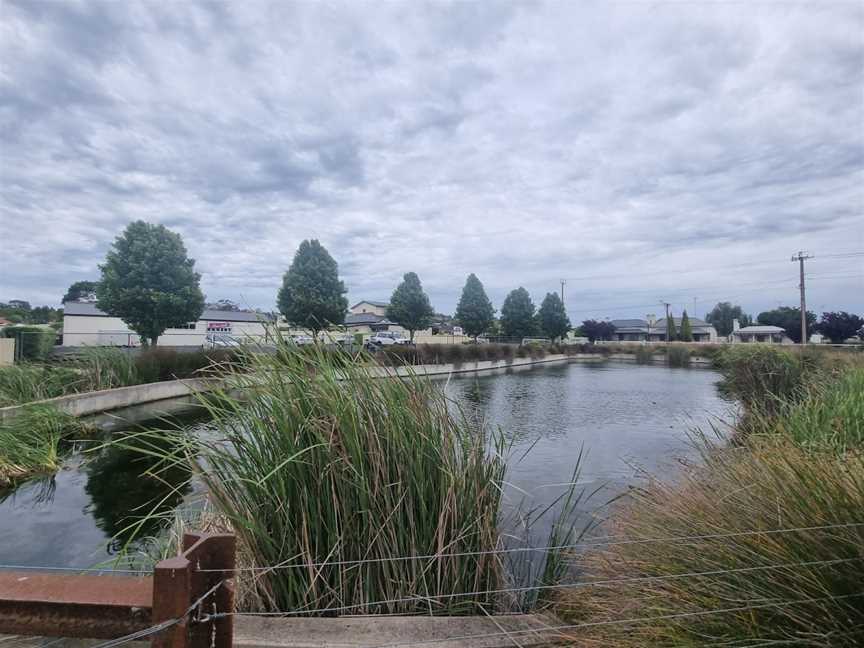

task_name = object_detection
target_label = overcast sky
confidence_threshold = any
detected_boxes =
[2,0,862,320]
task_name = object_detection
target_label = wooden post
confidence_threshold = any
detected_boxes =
[151,556,192,648]
[182,532,236,648]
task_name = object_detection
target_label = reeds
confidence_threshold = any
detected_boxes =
[117,340,582,615]
[557,439,864,647]
[0,404,89,486]
[666,346,691,368]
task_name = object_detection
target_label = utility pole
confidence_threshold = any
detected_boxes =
[693,297,698,319]
[791,251,813,345]
[560,279,566,304]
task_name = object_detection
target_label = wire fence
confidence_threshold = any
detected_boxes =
[6,521,862,646]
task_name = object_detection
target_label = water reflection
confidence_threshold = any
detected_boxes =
[84,434,192,553]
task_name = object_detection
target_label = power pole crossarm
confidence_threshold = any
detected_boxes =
[791,251,813,345]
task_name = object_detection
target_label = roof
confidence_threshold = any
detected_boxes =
[611,317,714,332]
[345,313,386,325]
[734,325,787,335]
[350,300,389,309]
[63,301,272,322]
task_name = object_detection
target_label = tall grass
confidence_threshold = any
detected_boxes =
[0,363,84,406]
[117,340,582,615]
[557,440,864,647]
[715,345,812,414]
[634,346,654,365]
[747,368,864,453]
[665,346,690,368]
[0,405,90,486]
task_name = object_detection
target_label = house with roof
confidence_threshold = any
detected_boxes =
[730,319,792,344]
[62,302,274,347]
[610,316,718,343]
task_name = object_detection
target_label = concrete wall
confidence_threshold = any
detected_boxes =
[0,377,218,424]
[0,338,13,366]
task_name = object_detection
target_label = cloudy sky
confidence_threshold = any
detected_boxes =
[2,0,862,321]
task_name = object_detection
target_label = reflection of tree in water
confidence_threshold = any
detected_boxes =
[84,435,191,554]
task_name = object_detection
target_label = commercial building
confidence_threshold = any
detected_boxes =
[62,302,273,347]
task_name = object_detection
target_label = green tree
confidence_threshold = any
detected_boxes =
[278,239,348,338]
[387,272,435,342]
[815,311,863,344]
[97,221,205,347]
[500,288,537,339]
[757,307,816,344]
[705,302,752,337]
[62,280,99,303]
[454,273,495,340]
[666,313,677,342]
[538,292,571,342]
[679,310,693,342]
[580,319,615,343]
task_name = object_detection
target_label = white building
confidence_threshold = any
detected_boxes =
[62,302,273,347]
[730,323,792,344]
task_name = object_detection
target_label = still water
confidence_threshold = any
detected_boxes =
[0,362,731,568]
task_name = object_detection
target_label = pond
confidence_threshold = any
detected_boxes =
[0,361,732,569]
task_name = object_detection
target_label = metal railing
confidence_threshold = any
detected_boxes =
[0,531,235,647]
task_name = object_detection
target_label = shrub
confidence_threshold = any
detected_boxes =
[558,440,864,647]
[666,346,691,368]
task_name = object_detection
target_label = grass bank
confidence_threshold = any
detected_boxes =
[113,340,582,615]
[558,346,864,646]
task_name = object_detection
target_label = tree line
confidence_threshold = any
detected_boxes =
[8,220,861,346]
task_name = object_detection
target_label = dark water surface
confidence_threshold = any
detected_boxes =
[0,362,730,568]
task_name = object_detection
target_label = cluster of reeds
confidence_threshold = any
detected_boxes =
[634,346,655,365]
[0,404,91,486]
[557,440,864,647]
[121,340,582,615]
[714,345,812,413]
[0,363,84,406]
[665,346,691,368]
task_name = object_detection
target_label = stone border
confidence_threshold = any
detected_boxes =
[0,355,571,423]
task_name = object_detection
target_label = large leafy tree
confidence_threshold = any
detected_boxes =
[816,311,863,343]
[387,272,435,342]
[705,302,752,337]
[97,221,205,347]
[580,319,616,343]
[757,306,816,344]
[679,310,693,342]
[454,273,495,340]
[500,288,537,339]
[538,292,571,342]
[62,280,99,303]
[278,239,348,338]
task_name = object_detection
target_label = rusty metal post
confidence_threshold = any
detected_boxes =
[151,556,192,648]
[182,532,236,648]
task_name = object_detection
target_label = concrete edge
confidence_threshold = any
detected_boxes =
[233,613,561,648]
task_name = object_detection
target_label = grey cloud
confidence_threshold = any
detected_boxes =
[1,1,862,317]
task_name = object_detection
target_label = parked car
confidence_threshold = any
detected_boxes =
[366,331,413,349]
[290,335,315,346]
[521,337,551,346]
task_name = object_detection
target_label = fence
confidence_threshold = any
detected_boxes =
[0,531,235,647]
[0,524,861,646]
